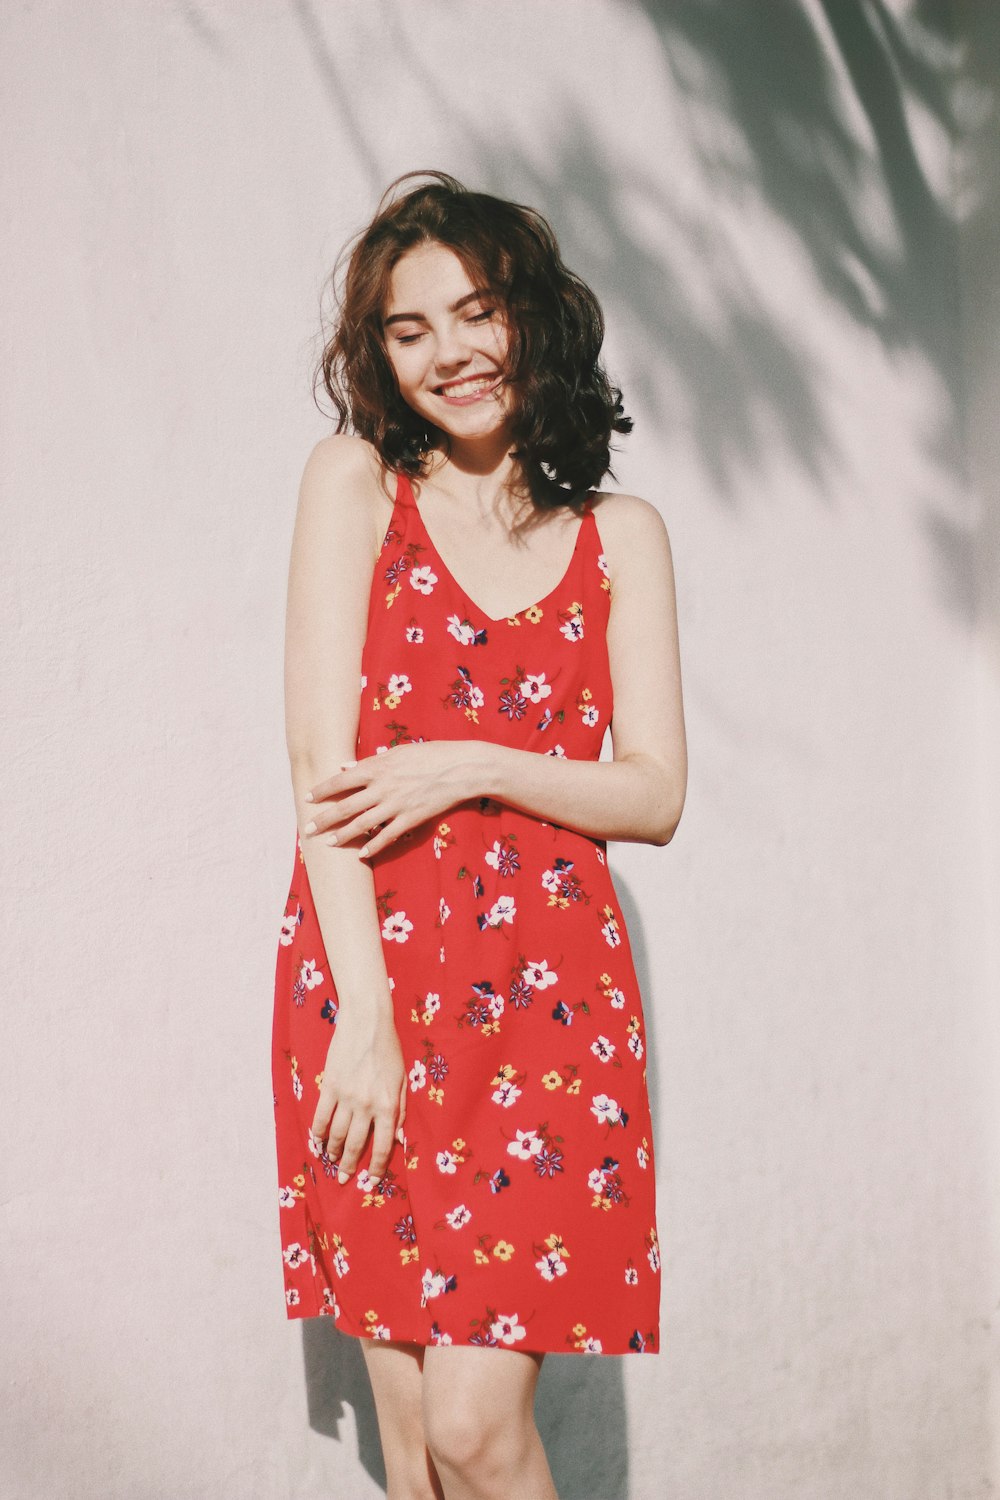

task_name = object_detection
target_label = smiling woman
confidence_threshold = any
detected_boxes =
[272,169,687,1500]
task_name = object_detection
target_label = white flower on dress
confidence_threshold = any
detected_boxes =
[332,1247,349,1278]
[382,911,414,943]
[636,1142,649,1169]
[608,986,626,1009]
[387,673,412,697]
[543,744,568,758]
[298,958,324,989]
[283,1242,313,1271]
[445,1204,472,1229]
[421,1268,447,1300]
[625,1266,639,1285]
[371,1324,391,1340]
[580,704,600,727]
[600,917,622,949]
[409,1059,427,1092]
[491,1081,521,1108]
[278,1186,296,1209]
[404,624,424,643]
[507,1129,544,1160]
[279,911,299,946]
[422,991,441,1016]
[446,614,479,645]
[519,672,552,703]
[535,1251,568,1281]
[560,613,585,643]
[590,1093,622,1126]
[628,1032,644,1060]
[490,1312,527,1345]
[590,1035,616,1062]
[485,895,517,928]
[409,564,438,595]
[522,959,558,990]
[436,1149,459,1174]
[484,840,506,871]
[581,1337,603,1353]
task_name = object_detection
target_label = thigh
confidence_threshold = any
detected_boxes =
[422,1343,544,1430]
[360,1337,428,1438]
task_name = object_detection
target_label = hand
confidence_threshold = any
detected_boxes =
[303,741,481,859]
[309,1012,407,1184]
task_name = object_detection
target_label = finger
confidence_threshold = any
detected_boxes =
[324,1099,353,1162]
[306,760,362,803]
[358,815,410,860]
[327,805,389,849]
[337,1115,374,1184]
[305,796,368,840]
[369,1113,397,1182]
[310,1101,334,1150]
[396,1078,407,1144]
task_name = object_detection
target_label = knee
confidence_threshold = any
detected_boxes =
[423,1399,527,1479]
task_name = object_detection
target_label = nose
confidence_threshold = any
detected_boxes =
[432,320,476,376]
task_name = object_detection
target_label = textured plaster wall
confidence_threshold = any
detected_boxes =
[2,3,996,1498]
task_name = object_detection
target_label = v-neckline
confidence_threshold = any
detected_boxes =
[400,471,592,624]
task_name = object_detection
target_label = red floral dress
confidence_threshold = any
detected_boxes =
[271,468,661,1355]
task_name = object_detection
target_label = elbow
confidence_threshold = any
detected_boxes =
[650,782,686,847]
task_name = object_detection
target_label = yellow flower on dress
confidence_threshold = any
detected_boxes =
[428,1084,444,1106]
[493,1240,515,1261]
[474,1248,490,1265]
[566,1078,582,1096]
[542,1070,563,1090]
[365,1309,378,1324]
[544,1233,569,1259]
[293,1174,305,1187]
[524,605,543,623]
[572,1322,587,1338]
[580,686,592,701]
[385,693,401,710]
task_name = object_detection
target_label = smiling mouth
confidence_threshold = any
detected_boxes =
[434,374,501,398]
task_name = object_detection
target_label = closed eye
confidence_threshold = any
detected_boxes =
[395,309,495,346]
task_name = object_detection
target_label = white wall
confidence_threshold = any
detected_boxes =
[2,2,995,1497]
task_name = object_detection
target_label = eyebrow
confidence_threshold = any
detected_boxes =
[382,289,490,330]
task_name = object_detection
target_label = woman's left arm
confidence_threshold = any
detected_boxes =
[472,492,687,846]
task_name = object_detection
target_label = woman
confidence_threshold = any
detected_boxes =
[273,169,687,1500]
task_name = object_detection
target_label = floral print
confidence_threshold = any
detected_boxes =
[272,469,661,1355]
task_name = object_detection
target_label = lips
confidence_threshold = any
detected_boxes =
[434,373,501,397]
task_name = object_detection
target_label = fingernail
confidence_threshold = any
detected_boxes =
[341,760,357,769]
[304,820,317,834]
[304,791,314,803]
[338,1170,349,1184]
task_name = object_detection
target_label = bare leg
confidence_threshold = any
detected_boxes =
[421,1345,558,1500]
[359,1338,445,1500]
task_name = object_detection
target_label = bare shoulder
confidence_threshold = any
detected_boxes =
[589,489,675,585]
[298,433,395,555]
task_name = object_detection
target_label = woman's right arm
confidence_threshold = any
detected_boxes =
[283,433,405,1186]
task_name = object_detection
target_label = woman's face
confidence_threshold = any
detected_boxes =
[381,241,513,443]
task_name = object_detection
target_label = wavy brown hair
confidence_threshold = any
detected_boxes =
[314,169,633,510]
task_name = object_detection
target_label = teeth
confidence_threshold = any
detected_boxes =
[439,376,496,398]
